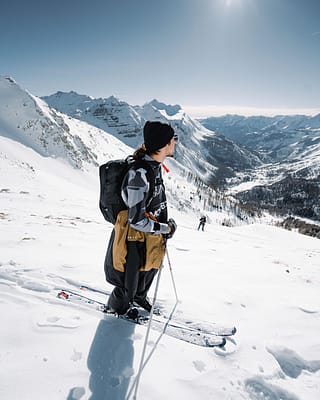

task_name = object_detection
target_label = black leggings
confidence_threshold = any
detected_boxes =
[107,242,158,314]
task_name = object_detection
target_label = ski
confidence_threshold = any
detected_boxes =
[57,289,227,348]
[79,284,237,337]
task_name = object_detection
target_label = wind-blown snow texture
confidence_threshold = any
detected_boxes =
[1,76,320,399]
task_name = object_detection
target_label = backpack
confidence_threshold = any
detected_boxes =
[99,156,155,224]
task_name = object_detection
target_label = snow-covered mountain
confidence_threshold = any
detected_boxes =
[1,76,252,225]
[3,75,319,223]
[201,114,320,221]
[201,114,320,166]
[0,77,133,170]
[42,91,144,148]
[141,102,263,186]
[43,91,263,186]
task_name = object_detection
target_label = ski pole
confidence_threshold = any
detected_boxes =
[136,245,180,375]
[131,263,164,400]
[166,247,179,303]
[128,245,179,399]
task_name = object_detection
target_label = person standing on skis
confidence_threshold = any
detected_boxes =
[198,215,206,231]
[104,121,178,318]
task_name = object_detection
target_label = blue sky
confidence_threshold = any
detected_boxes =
[1,0,319,116]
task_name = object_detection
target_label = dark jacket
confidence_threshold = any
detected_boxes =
[104,155,168,287]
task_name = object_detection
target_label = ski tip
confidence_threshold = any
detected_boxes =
[219,337,227,348]
[206,337,226,348]
[214,336,239,355]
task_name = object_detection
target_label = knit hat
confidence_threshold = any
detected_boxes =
[143,121,175,153]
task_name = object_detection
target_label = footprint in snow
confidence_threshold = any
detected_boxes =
[37,315,81,329]
[70,349,82,362]
[267,346,320,378]
[66,387,85,400]
[109,376,121,387]
[245,376,299,400]
[193,360,206,372]
[132,333,143,340]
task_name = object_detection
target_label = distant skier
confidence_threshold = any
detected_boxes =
[198,215,206,231]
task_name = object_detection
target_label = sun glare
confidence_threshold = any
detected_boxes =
[224,0,243,7]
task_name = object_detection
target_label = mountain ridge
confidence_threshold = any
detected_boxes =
[2,76,319,224]
[42,89,263,186]
[1,76,252,226]
[200,114,320,164]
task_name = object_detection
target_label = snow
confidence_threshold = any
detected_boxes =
[1,135,320,400]
[1,75,320,399]
[0,76,136,173]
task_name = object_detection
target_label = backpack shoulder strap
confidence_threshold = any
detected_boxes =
[129,158,156,207]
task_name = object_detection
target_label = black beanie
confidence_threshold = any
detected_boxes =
[143,121,175,153]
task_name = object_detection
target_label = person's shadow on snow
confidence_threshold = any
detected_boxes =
[87,317,135,400]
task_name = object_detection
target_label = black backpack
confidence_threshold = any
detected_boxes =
[99,156,155,224]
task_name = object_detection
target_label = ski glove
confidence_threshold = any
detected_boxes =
[165,218,177,239]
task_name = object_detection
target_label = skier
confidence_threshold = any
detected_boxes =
[198,215,206,231]
[104,121,178,319]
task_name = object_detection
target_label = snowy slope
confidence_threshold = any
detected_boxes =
[0,77,134,171]
[1,125,320,399]
[201,113,320,181]
[201,114,320,162]
[0,76,254,226]
[201,113,320,219]
[43,91,262,185]
[42,91,144,149]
